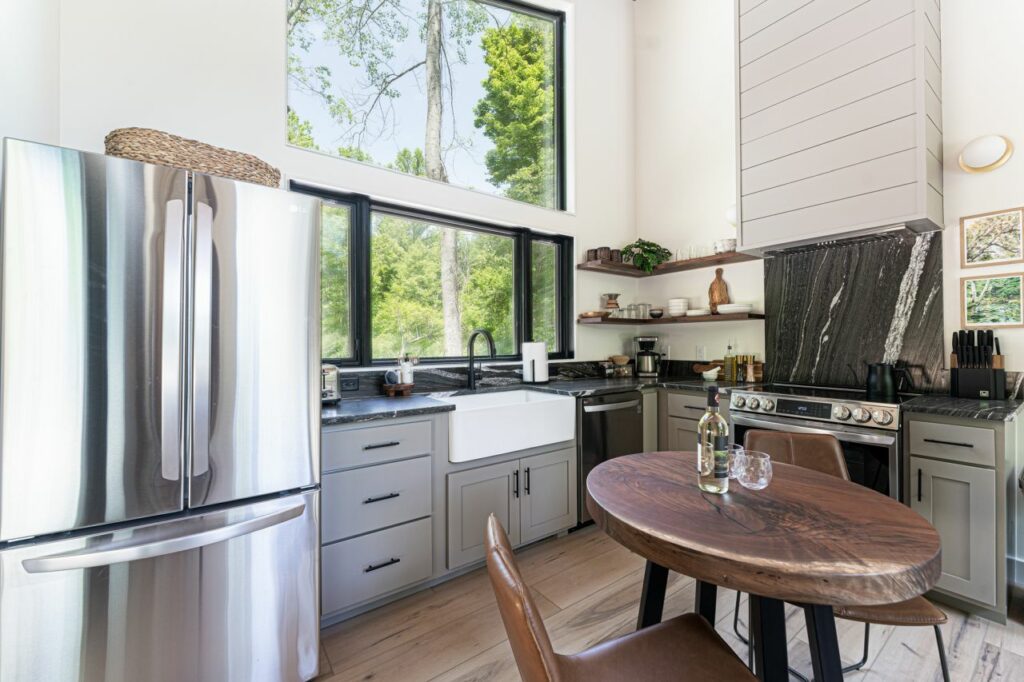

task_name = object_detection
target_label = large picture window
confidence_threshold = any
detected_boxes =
[286,0,565,210]
[299,185,573,365]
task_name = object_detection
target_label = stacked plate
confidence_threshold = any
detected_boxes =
[717,303,753,314]
[667,298,688,317]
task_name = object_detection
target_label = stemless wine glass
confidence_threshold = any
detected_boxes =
[735,450,772,490]
[725,444,745,479]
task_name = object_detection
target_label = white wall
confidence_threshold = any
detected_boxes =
[54,0,637,361]
[940,0,1024,372]
[632,0,765,363]
[0,0,60,150]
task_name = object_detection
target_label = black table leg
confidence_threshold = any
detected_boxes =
[694,580,718,624]
[636,561,668,629]
[749,595,789,682]
[804,604,843,682]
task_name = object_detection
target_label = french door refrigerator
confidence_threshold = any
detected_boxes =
[0,139,322,681]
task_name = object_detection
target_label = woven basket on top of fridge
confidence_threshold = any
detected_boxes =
[104,127,281,188]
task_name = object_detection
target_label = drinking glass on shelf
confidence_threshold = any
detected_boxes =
[734,451,772,490]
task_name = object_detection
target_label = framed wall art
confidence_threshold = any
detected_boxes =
[960,207,1024,268]
[961,272,1024,328]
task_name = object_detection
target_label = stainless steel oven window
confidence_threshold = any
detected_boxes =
[730,413,900,501]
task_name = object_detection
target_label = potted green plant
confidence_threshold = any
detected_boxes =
[621,239,673,273]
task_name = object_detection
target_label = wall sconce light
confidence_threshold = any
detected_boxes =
[959,135,1014,173]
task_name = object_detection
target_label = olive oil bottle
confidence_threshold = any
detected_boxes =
[697,386,729,494]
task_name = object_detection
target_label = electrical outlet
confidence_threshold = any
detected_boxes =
[696,345,707,361]
[339,376,359,392]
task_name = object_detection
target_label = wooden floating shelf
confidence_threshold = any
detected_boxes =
[576,251,759,278]
[578,312,765,325]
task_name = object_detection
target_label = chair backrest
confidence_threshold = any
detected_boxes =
[743,430,850,481]
[485,514,562,682]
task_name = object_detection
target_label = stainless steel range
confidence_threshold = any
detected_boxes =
[728,384,907,501]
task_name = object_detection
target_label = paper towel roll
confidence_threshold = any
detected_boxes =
[522,342,549,383]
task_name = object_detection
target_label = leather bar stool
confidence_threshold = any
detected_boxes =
[484,514,756,682]
[734,430,950,682]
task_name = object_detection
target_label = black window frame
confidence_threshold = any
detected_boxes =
[286,0,567,212]
[294,183,574,367]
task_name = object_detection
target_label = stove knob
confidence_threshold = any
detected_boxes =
[761,399,775,411]
[732,396,746,409]
[747,397,760,410]
[852,407,871,423]
[832,405,851,420]
[872,410,894,426]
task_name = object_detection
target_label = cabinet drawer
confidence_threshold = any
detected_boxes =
[323,419,433,471]
[322,456,432,543]
[666,392,708,419]
[322,517,432,615]
[908,421,995,467]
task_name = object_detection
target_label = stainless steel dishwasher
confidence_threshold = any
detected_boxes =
[577,391,644,523]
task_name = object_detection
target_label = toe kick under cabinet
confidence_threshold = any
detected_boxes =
[905,413,1015,622]
[320,414,447,622]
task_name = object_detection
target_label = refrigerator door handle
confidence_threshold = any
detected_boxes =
[161,200,185,481]
[192,202,214,476]
[21,502,305,574]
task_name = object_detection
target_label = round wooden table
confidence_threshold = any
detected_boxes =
[586,451,941,682]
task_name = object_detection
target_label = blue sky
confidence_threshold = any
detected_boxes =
[288,0,534,195]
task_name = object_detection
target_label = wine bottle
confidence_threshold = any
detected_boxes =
[697,386,729,494]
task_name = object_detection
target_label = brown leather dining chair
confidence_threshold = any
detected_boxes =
[735,430,950,682]
[484,514,757,681]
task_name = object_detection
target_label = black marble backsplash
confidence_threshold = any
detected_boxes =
[328,358,712,399]
[764,232,945,392]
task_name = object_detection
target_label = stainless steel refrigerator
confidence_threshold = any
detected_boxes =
[0,139,322,681]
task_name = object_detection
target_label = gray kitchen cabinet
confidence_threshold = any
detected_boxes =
[736,0,943,252]
[447,446,577,569]
[666,416,699,451]
[520,448,577,544]
[320,413,446,625]
[910,456,997,606]
[447,459,521,569]
[904,413,1013,622]
[659,389,729,450]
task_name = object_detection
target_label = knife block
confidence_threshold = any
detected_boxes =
[950,367,1006,400]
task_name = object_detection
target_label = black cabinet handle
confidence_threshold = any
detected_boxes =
[363,492,400,505]
[513,470,519,498]
[364,557,400,573]
[923,438,974,449]
[917,468,922,502]
[525,467,531,495]
[362,438,401,448]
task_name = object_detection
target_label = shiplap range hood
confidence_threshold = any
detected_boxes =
[735,0,943,254]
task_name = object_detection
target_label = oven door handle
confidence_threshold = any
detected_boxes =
[731,415,897,447]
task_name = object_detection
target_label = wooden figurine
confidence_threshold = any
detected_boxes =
[709,267,730,313]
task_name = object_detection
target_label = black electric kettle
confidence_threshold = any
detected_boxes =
[865,363,911,400]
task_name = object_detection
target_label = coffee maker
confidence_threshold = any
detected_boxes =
[633,336,662,377]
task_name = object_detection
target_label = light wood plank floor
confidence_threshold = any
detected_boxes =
[316,526,1024,681]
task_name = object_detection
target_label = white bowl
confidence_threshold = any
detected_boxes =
[687,309,711,317]
[702,367,721,381]
[717,303,753,314]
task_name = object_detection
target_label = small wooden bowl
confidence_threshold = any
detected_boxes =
[580,311,612,319]
[609,355,630,366]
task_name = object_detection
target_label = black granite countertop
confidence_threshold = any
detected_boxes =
[321,377,757,424]
[902,395,1024,422]
[321,395,454,426]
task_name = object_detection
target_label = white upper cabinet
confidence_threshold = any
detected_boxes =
[736,0,943,252]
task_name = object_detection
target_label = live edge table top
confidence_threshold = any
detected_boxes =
[586,451,941,607]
